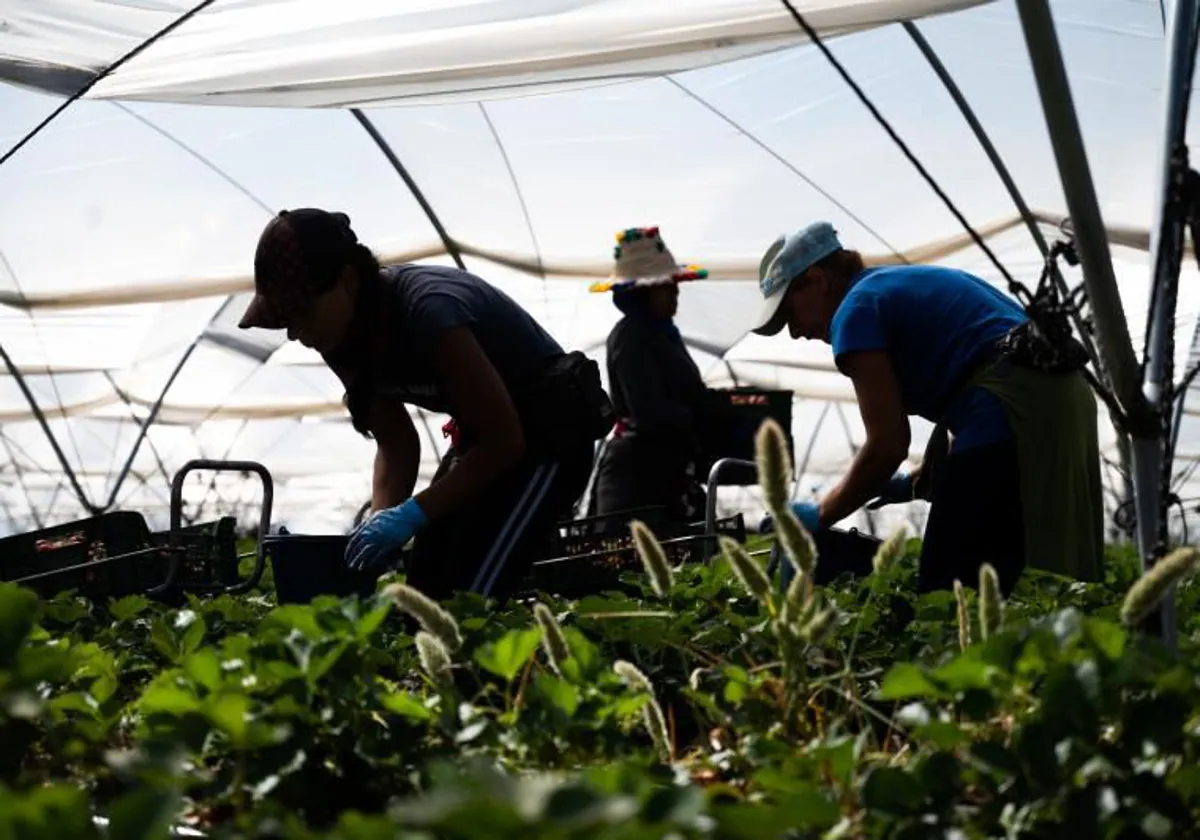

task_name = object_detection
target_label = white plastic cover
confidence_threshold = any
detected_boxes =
[0,0,1196,546]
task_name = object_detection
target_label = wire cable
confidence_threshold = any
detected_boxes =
[0,0,220,169]
[776,0,1018,289]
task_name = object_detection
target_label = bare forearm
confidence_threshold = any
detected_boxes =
[818,439,906,527]
[414,440,522,521]
[372,445,418,512]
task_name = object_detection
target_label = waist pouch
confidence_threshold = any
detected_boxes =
[936,319,1089,421]
[510,351,616,458]
[921,319,1090,500]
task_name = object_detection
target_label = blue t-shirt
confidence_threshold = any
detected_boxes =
[829,264,1027,451]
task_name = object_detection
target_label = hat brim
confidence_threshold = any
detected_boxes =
[589,264,707,294]
[237,294,283,330]
[751,282,791,337]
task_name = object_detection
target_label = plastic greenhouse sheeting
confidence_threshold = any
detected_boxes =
[1,0,1198,541]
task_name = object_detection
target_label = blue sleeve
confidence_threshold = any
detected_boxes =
[830,294,887,363]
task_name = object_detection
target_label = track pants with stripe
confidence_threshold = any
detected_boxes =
[406,440,594,603]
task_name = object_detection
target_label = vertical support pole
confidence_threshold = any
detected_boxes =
[1012,0,1148,426]
[1133,0,1200,649]
[1013,0,1200,648]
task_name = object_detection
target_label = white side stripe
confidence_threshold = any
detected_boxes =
[469,462,560,598]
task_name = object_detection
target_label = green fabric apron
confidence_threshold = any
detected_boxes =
[954,360,1105,583]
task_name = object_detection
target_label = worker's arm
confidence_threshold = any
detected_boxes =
[816,350,910,528]
[413,326,526,520]
[368,395,421,512]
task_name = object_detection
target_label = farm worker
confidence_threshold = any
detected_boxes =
[750,221,1104,596]
[238,208,614,602]
[587,226,741,525]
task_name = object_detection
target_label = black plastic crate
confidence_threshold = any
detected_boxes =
[265,532,376,605]
[0,511,169,600]
[526,509,746,597]
[768,526,883,586]
[149,516,240,591]
[707,387,795,468]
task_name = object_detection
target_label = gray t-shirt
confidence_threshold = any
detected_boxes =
[374,263,564,414]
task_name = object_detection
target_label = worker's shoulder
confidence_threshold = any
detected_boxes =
[849,264,991,301]
[384,262,513,311]
[855,263,983,286]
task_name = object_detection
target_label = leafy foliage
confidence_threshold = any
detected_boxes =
[3,494,1200,837]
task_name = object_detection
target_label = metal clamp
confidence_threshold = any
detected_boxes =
[149,459,274,596]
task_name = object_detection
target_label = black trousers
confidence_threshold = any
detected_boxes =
[919,437,1026,597]
[407,441,594,603]
[591,436,706,523]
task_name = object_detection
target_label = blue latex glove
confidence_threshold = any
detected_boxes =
[790,501,821,534]
[345,497,428,572]
[865,471,913,510]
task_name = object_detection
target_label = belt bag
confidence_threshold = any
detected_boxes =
[512,351,616,457]
[935,319,1089,421]
[994,319,1089,376]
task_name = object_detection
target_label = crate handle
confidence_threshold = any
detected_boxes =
[149,460,274,597]
[703,458,759,546]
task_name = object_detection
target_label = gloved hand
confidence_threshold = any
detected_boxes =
[345,497,428,572]
[865,471,914,510]
[790,501,821,534]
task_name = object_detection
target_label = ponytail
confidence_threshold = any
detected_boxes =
[325,245,385,439]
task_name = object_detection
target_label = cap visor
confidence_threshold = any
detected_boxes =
[237,294,281,330]
[750,288,789,337]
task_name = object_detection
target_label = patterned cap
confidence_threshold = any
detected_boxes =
[238,208,360,330]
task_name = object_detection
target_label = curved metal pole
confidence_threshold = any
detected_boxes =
[0,344,98,514]
[349,109,466,271]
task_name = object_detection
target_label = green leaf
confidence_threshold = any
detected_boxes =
[381,691,433,721]
[139,684,202,717]
[1085,619,1126,660]
[473,628,542,682]
[178,615,206,657]
[642,785,704,824]
[108,595,152,622]
[207,693,250,744]
[266,605,327,640]
[876,663,944,700]
[355,602,392,639]
[182,649,222,694]
[148,618,178,663]
[931,654,999,693]
[860,766,925,816]
[532,674,580,718]
[106,787,181,840]
[713,788,840,836]
[0,583,40,666]
[968,741,1023,780]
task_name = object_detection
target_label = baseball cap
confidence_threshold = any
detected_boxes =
[238,208,360,330]
[751,221,843,336]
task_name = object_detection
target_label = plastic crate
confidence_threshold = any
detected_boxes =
[707,387,795,466]
[149,516,240,591]
[768,526,882,586]
[526,509,746,597]
[265,532,376,605]
[0,511,170,600]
